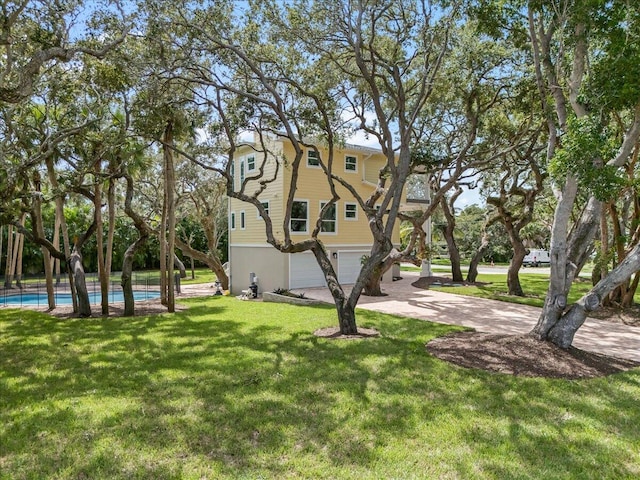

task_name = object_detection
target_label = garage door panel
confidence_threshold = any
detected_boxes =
[338,251,368,284]
[289,254,326,289]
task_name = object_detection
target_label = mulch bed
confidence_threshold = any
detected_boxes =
[427,331,640,379]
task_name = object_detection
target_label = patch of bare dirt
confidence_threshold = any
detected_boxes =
[48,299,189,318]
[314,326,380,339]
[427,332,640,379]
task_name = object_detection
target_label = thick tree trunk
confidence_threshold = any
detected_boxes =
[531,190,601,342]
[362,263,384,296]
[94,163,110,315]
[164,121,176,312]
[4,225,14,288]
[160,204,168,306]
[174,237,229,289]
[310,245,358,334]
[14,214,25,288]
[51,214,61,286]
[8,224,20,287]
[507,244,527,297]
[33,178,55,310]
[105,177,116,278]
[121,235,148,317]
[440,191,464,282]
[70,247,92,317]
[548,244,640,347]
[530,175,579,340]
[467,231,490,283]
[336,300,359,335]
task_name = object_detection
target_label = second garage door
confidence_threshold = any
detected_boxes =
[289,253,326,289]
[337,251,368,284]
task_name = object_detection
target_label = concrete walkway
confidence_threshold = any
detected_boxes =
[292,271,640,362]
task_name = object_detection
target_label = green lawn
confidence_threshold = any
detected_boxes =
[1,298,639,479]
[431,273,596,308]
[401,265,597,308]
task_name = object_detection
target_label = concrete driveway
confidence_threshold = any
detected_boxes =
[293,271,640,362]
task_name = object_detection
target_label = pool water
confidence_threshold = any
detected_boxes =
[0,290,161,306]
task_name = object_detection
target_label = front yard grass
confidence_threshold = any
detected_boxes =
[1,297,639,479]
[431,273,594,308]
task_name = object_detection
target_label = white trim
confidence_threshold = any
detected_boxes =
[344,202,358,221]
[257,199,270,219]
[239,159,246,185]
[291,199,309,234]
[319,200,338,235]
[344,154,358,173]
[240,210,246,230]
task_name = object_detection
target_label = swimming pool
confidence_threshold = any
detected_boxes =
[0,290,161,306]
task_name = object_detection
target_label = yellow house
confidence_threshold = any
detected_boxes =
[228,133,402,294]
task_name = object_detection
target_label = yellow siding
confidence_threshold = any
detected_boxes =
[230,137,402,247]
[229,140,284,244]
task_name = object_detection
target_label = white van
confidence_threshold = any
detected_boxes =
[523,249,550,267]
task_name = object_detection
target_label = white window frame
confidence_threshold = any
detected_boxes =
[240,159,245,184]
[240,210,246,230]
[345,154,357,173]
[344,202,358,221]
[290,199,309,234]
[320,201,337,234]
[246,154,256,172]
[257,200,270,219]
[230,211,236,230]
[307,149,321,168]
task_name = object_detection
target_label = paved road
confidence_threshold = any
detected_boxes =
[423,263,553,276]
[293,271,640,362]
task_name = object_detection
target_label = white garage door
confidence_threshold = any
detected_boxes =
[289,253,326,289]
[338,251,368,284]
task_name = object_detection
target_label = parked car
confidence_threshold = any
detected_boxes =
[523,249,550,267]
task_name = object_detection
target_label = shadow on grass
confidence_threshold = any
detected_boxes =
[1,297,639,479]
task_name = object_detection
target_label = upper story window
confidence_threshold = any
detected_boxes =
[320,201,337,233]
[246,155,256,171]
[230,212,236,230]
[240,160,245,184]
[257,200,270,219]
[344,202,357,220]
[240,211,246,230]
[307,149,320,167]
[290,200,308,233]
[345,155,357,172]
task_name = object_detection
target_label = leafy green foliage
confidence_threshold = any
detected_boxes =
[550,115,623,200]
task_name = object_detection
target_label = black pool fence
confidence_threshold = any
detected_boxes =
[0,271,162,308]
